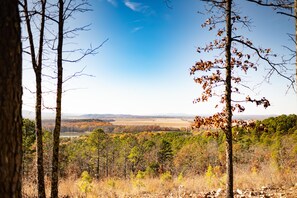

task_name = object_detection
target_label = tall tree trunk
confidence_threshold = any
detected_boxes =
[106,151,109,177]
[111,150,115,177]
[225,0,234,197]
[51,0,64,197]
[124,155,127,179]
[0,0,22,197]
[36,1,46,197]
[97,147,100,180]
[23,0,47,196]
[295,0,297,88]
[35,66,46,198]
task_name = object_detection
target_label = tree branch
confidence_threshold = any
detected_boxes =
[233,38,296,89]
[63,66,95,83]
[62,38,109,63]
[277,11,296,18]
[246,0,293,9]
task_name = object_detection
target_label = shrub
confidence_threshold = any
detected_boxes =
[160,171,172,182]
[77,171,93,195]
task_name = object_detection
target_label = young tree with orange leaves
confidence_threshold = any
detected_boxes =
[191,1,294,197]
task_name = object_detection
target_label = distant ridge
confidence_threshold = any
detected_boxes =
[233,114,277,120]
[80,113,195,119]
[79,113,275,120]
[23,110,277,121]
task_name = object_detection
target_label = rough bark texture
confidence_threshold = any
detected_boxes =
[0,0,23,197]
[51,0,64,197]
[23,0,47,196]
[225,0,234,197]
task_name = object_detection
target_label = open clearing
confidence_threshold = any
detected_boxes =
[110,117,193,128]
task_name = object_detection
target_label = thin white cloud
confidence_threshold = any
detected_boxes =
[124,1,142,12]
[107,0,117,7]
[131,26,143,33]
[124,0,149,13]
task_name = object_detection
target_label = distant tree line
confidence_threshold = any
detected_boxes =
[42,119,181,133]
[22,115,297,183]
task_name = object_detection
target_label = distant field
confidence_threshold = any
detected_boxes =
[56,117,194,137]
[111,117,193,128]
[60,132,90,138]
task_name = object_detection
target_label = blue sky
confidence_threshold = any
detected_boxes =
[22,0,297,116]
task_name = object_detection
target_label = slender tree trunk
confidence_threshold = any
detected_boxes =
[97,147,100,180]
[295,0,297,88]
[23,1,47,196]
[225,0,234,197]
[124,155,127,179]
[51,0,64,197]
[106,151,109,177]
[35,1,46,196]
[35,70,46,198]
[111,150,115,177]
[0,0,22,197]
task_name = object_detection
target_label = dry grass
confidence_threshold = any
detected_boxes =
[111,118,192,128]
[234,165,297,190]
[23,166,297,197]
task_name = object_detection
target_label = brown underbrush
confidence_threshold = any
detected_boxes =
[23,166,297,198]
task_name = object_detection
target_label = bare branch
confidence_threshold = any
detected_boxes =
[42,73,56,80]
[24,86,36,94]
[247,0,293,9]
[63,66,95,83]
[277,11,296,18]
[62,38,109,63]
[63,24,91,35]
[288,33,297,45]
[233,38,295,88]
[63,0,92,21]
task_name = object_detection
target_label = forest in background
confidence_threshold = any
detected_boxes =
[42,118,183,134]
[22,114,297,197]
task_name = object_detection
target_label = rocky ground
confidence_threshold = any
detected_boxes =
[175,184,297,198]
[131,184,297,198]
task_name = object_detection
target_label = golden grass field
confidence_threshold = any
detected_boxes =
[23,166,297,197]
[111,117,193,128]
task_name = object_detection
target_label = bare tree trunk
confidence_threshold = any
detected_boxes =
[124,156,127,179]
[0,0,22,197]
[106,150,109,177]
[111,150,115,177]
[294,0,297,87]
[35,59,46,198]
[51,0,64,197]
[23,0,47,196]
[36,1,46,196]
[97,148,100,180]
[225,0,234,197]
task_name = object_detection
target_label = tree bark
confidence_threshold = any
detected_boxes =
[0,0,22,197]
[124,155,127,179]
[294,0,297,87]
[225,0,234,197]
[97,144,100,180]
[106,150,109,177]
[51,0,64,197]
[23,0,47,196]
